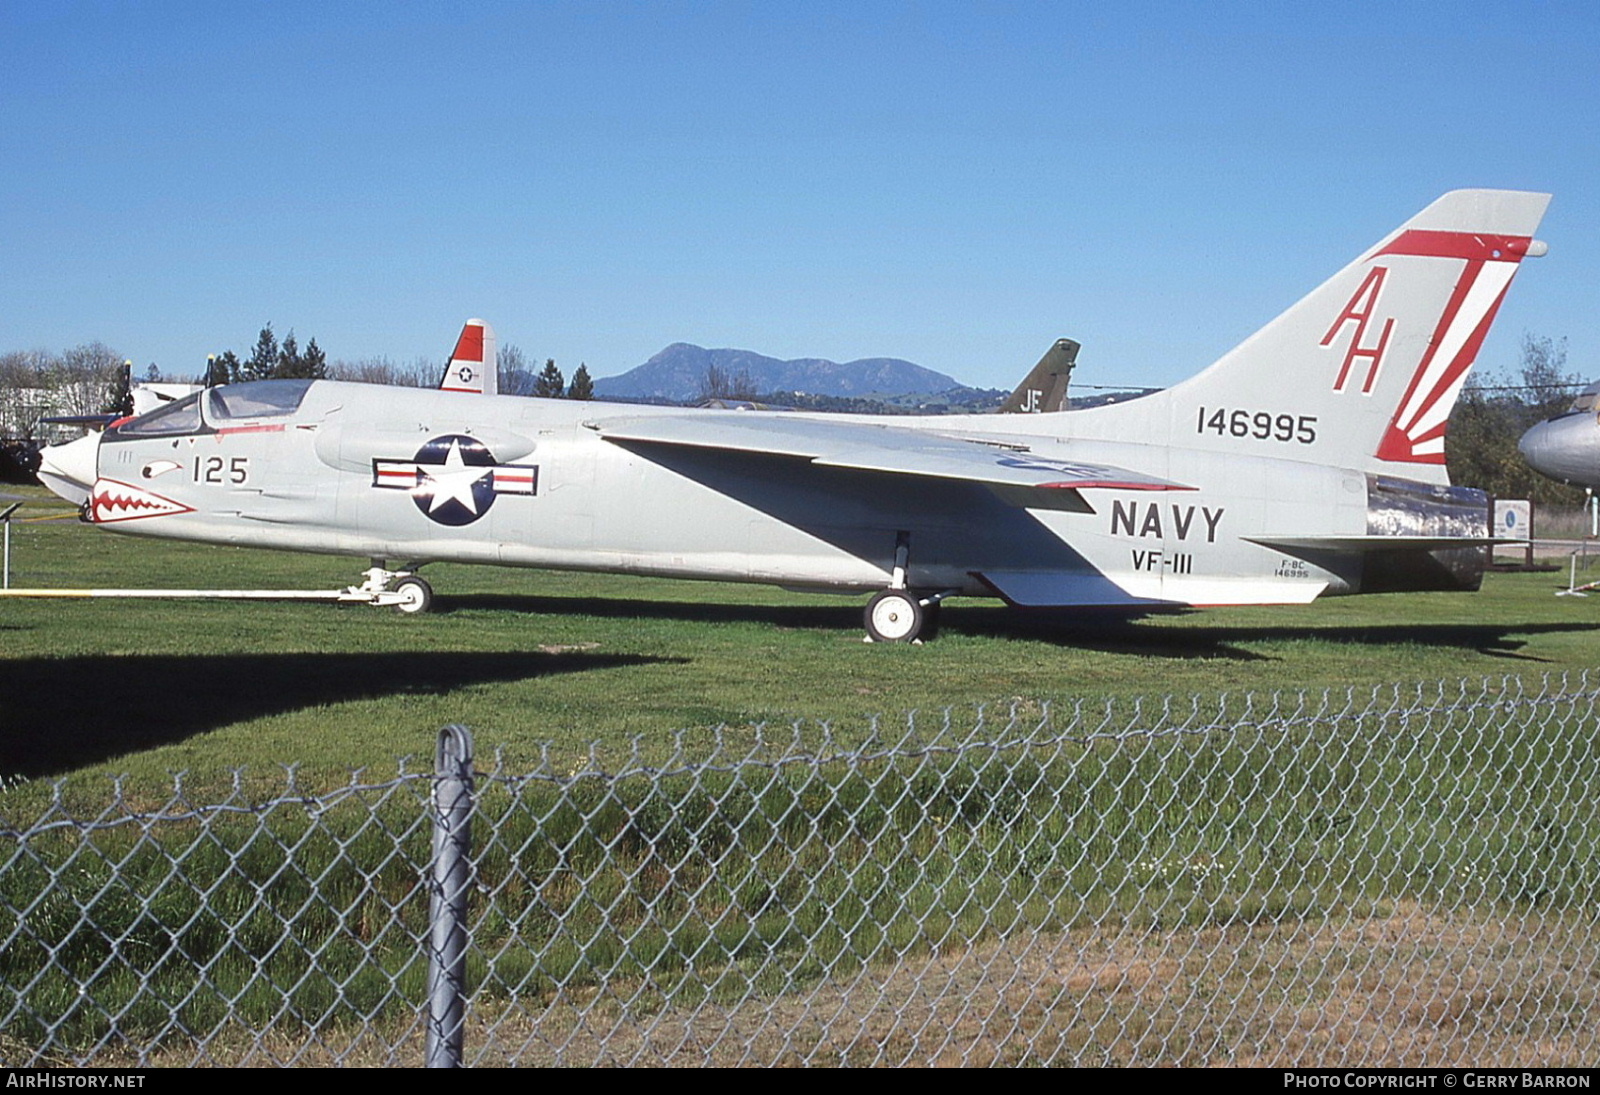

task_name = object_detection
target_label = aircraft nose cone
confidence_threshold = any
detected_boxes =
[1518,415,1596,487]
[36,432,99,506]
[1518,421,1548,464]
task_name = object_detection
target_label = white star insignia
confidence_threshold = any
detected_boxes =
[422,439,488,515]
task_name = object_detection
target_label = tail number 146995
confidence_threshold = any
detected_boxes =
[1196,407,1316,445]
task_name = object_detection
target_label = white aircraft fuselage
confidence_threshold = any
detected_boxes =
[37,190,1552,641]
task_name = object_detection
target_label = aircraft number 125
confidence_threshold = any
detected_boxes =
[195,456,250,485]
[1196,407,1317,445]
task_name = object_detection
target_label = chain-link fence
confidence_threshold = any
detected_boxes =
[3,674,1598,1067]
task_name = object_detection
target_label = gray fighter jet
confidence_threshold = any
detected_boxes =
[36,191,1551,642]
[1519,381,1600,489]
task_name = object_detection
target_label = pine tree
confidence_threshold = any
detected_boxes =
[533,358,564,398]
[302,337,328,379]
[245,325,279,382]
[276,331,301,378]
[567,363,594,400]
[215,351,242,386]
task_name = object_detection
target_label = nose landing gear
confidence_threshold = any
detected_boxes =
[339,561,435,613]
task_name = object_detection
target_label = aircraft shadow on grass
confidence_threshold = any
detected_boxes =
[441,592,1600,663]
[0,649,673,779]
[997,619,1600,661]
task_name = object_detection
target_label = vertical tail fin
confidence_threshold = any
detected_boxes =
[439,318,498,395]
[1073,190,1551,484]
[1000,338,1078,413]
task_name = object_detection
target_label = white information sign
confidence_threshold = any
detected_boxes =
[1495,500,1532,542]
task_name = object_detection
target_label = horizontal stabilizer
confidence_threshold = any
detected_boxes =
[976,570,1328,608]
[1246,534,1501,553]
[595,414,1191,504]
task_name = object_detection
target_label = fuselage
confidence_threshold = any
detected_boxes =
[34,190,1550,634]
[41,378,1485,610]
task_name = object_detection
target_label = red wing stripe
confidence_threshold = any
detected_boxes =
[1040,480,1196,491]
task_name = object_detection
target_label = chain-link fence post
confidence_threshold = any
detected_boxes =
[426,724,475,1068]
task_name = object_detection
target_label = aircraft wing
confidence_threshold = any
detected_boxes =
[40,413,122,429]
[592,414,1190,510]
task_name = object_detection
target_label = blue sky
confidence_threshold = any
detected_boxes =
[2,1,1596,390]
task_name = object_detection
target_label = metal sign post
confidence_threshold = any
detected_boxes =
[1,502,20,590]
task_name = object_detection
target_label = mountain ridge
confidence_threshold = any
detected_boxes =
[594,343,965,402]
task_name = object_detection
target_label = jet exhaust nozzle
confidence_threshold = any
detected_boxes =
[1363,475,1492,593]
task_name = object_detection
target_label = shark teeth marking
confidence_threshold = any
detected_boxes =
[90,478,194,523]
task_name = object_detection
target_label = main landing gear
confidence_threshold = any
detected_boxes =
[863,589,946,643]
[339,561,435,614]
[861,531,950,643]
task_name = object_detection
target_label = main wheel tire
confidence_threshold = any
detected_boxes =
[392,576,434,615]
[864,590,924,643]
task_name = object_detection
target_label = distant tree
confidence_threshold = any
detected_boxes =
[143,363,160,383]
[216,324,329,382]
[699,363,758,402]
[268,331,328,379]
[533,358,564,398]
[328,355,435,387]
[301,337,328,379]
[55,341,124,418]
[497,344,529,395]
[567,363,594,400]
[699,363,728,401]
[1519,333,1577,422]
[276,331,301,377]
[243,325,279,382]
[0,350,50,438]
[102,359,134,416]
[210,352,239,387]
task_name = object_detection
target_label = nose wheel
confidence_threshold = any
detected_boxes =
[391,575,434,614]
[339,562,437,613]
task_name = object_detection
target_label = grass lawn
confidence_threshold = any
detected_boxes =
[3,483,1598,785]
[4,487,1598,1067]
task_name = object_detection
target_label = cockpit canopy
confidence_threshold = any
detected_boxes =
[114,380,316,437]
[208,380,316,419]
[1568,380,1600,416]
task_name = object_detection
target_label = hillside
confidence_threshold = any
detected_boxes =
[594,343,963,402]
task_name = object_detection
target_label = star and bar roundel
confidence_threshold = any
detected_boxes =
[372,434,537,526]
